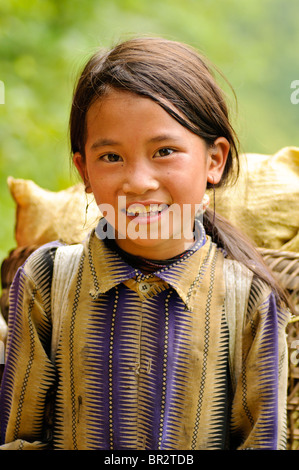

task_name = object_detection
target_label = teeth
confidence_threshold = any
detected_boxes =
[127,204,167,216]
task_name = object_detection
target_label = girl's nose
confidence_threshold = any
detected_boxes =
[122,163,159,195]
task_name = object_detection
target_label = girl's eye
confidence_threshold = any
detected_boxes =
[154,148,174,158]
[100,153,123,163]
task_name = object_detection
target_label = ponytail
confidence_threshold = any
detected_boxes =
[203,208,293,311]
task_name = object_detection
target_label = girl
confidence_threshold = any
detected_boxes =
[0,37,291,450]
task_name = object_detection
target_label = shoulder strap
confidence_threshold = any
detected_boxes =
[223,258,253,392]
[51,244,84,362]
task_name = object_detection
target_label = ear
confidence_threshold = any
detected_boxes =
[206,137,230,185]
[73,152,92,193]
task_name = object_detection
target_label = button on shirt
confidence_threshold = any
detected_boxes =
[0,222,290,450]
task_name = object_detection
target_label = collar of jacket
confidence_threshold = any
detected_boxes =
[85,223,214,312]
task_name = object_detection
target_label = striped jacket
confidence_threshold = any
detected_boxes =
[0,227,290,449]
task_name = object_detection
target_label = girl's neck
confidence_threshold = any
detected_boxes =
[100,219,206,274]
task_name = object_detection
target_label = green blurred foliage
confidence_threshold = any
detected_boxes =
[0,0,298,263]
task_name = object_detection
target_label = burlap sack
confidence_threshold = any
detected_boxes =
[212,147,299,251]
[7,146,299,251]
[7,177,99,246]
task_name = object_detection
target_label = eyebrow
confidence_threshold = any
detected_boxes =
[89,133,181,152]
[147,134,181,144]
[90,138,120,151]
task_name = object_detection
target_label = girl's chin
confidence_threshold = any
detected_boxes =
[115,234,194,259]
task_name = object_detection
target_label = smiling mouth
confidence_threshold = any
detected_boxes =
[125,203,169,218]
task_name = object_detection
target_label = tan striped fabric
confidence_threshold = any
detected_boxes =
[0,230,290,449]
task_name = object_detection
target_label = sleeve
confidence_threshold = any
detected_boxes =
[230,278,290,450]
[0,247,58,450]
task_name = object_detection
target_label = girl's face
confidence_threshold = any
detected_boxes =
[74,89,229,259]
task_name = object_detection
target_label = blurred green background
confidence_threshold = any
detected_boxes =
[1,0,299,265]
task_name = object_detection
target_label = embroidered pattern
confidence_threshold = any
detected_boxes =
[69,252,85,450]
[14,288,37,440]
[158,291,171,449]
[191,249,218,449]
[0,233,290,450]
[109,287,118,448]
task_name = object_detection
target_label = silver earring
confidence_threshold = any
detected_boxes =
[202,193,210,212]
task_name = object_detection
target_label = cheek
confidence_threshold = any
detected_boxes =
[169,171,207,204]
[90,179,120,212]
[89,180,109,206]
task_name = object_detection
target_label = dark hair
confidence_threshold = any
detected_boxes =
[70,37,239,185]
[69,36,291,310]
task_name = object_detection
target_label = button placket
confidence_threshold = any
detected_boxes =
[138,281,151,294]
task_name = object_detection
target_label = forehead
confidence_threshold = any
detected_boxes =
[87,89,166,120]
[85,89,193,142]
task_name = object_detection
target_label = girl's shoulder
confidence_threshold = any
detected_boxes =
[223,255,290,323]
[222,256,276,314]
[21,241,67,284]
